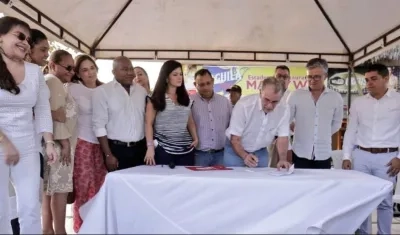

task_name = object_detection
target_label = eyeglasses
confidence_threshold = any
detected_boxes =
[306,75,324,80]
[57,64,75,72]
[276,74,290,80]
[13,32,31,44]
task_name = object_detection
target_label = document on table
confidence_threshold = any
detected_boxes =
[266,164,295,176]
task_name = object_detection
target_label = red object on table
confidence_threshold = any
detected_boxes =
[185,165,233,171]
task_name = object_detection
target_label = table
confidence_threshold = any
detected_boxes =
[79,166,392,234]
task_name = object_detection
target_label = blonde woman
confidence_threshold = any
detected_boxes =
[42,49,78,235]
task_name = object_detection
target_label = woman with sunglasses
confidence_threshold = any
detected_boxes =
[42,49,78,235]
[9,28,56,235]
[0,16,57,234]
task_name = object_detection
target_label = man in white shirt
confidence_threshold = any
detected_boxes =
[342,63,400,235]
[270,65,293,167]
[224,77,291,169]
[92,56,148,171]
[288,58,343,169]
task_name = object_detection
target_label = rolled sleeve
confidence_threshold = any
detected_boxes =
[92,87,108,137]
[34,69,53,134]
[277,105,290,137]
[225,102,246,138]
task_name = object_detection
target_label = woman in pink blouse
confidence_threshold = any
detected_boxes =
[69,54,107,232]
[0,16,56,234]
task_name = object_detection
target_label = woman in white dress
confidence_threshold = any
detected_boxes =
[0,16,57,234]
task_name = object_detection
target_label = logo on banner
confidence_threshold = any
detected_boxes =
[205,66,241,93]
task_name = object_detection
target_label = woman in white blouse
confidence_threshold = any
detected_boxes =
[69,54,107,232]
[0,16,56,234]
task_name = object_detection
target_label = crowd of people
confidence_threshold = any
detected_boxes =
[0,15,400,235]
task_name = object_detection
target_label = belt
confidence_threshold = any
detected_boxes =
[110,139,143,147]
[357,146,398,154]
[198,148,224,153]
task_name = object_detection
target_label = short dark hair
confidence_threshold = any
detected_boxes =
[366,63,389,78]
[30,29,47,49]
[194,68,212,79]
[275,65,290,74]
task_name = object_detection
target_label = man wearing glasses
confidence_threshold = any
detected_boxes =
[275,65,291,103]
[287,58,343,169]
[269,65,293,167]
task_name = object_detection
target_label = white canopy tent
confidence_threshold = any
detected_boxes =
[1,0,400,68]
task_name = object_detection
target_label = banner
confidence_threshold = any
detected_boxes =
[183,64,400,96]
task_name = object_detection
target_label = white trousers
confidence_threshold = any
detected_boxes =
[0,153,41,234]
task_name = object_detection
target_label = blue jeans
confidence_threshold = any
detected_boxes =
[352,148,396,235]
[223,141,268,167]
[195,150,224,166]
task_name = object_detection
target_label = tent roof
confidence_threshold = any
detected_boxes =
[2,0,400,67]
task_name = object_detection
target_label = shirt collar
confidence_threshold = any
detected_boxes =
[306,86,330,93]
[197,92,215,101]
[366,88,393,99]
[112,78,136,91]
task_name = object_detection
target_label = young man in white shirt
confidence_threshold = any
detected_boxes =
[224,77,291,169]
[342,63,400,235]
[288,58,343,169]
[92,56,148,171]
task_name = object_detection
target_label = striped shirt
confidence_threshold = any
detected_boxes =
[154,96,194,155]
[191,93,231,151]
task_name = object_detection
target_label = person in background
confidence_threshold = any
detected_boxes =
[0,16,56,234]
[42,49,78,235]
[288,58,343,169]
[191,69,231,166]
[269,65,293,167]
[224,77,291,169]
[9,28,51,235]
[342,63,400,235]
[275,65,291,103]
[69,54,107,232]
[92,56,148,171]
[144,60,198,167]
[226,84,242,106]
[134,66,151,94]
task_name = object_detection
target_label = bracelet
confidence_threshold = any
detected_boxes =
[45,140,55,145]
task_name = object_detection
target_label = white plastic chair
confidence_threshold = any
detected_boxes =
[331,150,343,169]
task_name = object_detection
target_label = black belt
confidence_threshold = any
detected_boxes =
[198,148,224,153]
[109,139,144,147]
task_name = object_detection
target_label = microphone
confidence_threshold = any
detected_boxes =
[168,153,175,169]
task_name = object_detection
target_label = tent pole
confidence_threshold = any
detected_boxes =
[347,55,354,116]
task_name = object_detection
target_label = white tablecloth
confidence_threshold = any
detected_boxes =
[79,166,392,234]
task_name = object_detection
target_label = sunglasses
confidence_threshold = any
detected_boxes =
[57,64,75,72]
[13,32,31,44]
